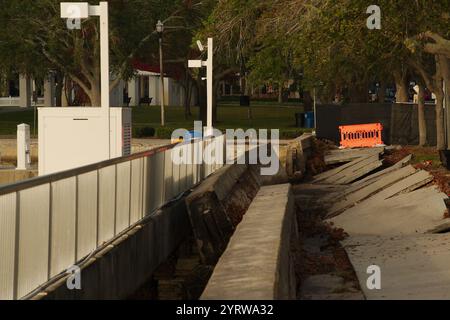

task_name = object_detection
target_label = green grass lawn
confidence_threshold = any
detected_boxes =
[0,109,38,137]
[0,105,310,139]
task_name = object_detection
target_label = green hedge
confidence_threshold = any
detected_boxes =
[279,128,312,139]
[133,125,311,140]
[155,127,179,139]
[132,126,155,138]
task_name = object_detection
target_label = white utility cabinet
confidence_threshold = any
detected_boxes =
[38,107,131,175]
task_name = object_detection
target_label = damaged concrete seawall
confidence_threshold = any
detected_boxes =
[29,163,266,300]
[26,134,313,300]
[201,184,298,300]
[199,134,313,300]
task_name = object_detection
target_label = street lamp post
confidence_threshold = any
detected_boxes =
[156,20,165,127]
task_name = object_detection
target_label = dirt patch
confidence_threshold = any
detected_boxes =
[383,148,412,167]
[305,139,335,177]
[295,202,363,300]
[129,238,213,300]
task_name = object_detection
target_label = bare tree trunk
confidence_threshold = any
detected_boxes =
[436,92,445,150]
[89,84,101,107]
[184,80,192,119]
[213,81,221,124]
[441,57,450,148]
[408,56,446,149]
[55,72,63,107]
[378,82,387,103]
[278,81,283,104]
[62,77,70,107]
[418,83,427,146]
[394,71,409,103]
[436,55,448,150]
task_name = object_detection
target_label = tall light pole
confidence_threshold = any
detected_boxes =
[156,20,165,127]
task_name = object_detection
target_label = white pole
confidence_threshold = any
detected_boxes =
[159,36,165,126]
[100,2,110,158]
[206,38,213,136]
[92,2,111,158]
[17,124,31,170]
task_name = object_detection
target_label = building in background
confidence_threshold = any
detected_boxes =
[0,62,197,108]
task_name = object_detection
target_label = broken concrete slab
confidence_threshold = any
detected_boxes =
[326,165,418,216]
[324,147,384,165]
[351,155,412,188]
[319,154,381,185]
[363,169,433,205]
[329,186,448,236]
[293,184,342,212]
[342,234,450,299]
[293,183,343,195]
[321,155,413,203]
[312,155,374,184]
[332,158,383,185]
[300,274,365,300]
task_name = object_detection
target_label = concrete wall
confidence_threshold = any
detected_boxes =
[280,133,313,178]
[29,198,191,300]
[185,164,261,265]
[19,75,32,108]
[201,184,297,300]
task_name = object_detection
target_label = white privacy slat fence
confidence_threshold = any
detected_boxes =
[0,137,225,300]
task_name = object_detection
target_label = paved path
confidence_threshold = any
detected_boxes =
[310,147,450,299]
[343,234,450,300]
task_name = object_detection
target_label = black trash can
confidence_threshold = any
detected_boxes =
[240,95,250,107]
[295,113,305,128]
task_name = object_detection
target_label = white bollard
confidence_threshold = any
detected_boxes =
[17,124,31,170]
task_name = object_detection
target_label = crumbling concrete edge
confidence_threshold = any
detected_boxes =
[200,184,298,300]
[284,133,314,177]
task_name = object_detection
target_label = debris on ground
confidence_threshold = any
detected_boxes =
[383,147,412,167]
[297,141,450,299]
[294,188,363,300]
[305,139,330,176]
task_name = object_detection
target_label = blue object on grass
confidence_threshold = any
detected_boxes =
[304,112,315,129]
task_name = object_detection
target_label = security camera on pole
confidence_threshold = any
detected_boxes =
[189,38,214,137]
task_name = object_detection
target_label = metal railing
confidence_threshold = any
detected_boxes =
[0,136,225,299]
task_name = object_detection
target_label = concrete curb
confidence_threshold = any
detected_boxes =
[201,184,297,300]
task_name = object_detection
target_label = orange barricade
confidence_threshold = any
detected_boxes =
[339,123,383,148]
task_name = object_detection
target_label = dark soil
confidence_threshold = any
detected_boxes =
[294,192,363,300]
